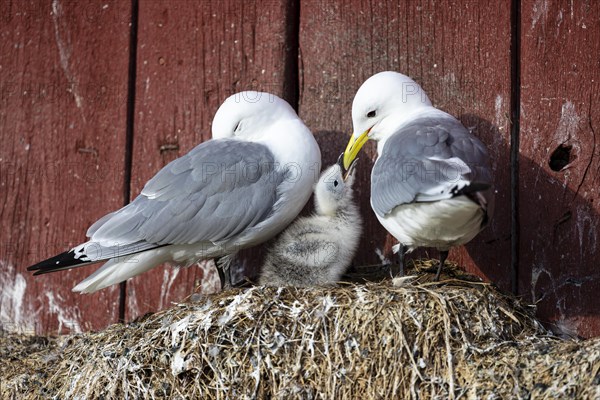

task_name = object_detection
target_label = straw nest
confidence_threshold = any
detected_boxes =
[2,260,600,399]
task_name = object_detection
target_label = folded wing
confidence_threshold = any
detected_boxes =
[29,139,288,274]
[371,116,492,218]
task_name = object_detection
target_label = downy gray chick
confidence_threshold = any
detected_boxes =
[259,155,362,286]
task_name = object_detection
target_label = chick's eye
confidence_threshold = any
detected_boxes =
[367,110,376,118]
[333,180,339,187]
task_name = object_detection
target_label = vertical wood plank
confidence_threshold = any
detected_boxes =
[125,0,294,320]
[299,1,513,290]
[0,0,132,333]
[520,0,600,337]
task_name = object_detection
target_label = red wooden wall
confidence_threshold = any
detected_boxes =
[519,1,600,337]
[1,0,598,338]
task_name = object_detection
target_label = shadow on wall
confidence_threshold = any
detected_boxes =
[461,114,600,339]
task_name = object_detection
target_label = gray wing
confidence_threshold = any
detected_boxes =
[88,139,287,247]
[371,116,492,217]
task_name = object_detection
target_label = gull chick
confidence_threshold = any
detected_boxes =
[28,91,321,293]
[343,71,494,280]
[260,156,362,287]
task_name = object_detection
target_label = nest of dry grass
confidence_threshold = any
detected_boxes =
[2,260,599,399]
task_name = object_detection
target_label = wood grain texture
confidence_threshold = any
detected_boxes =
[125,0,294,321]
[298,1,513,290]
[0,0,131,333]
[520,0,600,338]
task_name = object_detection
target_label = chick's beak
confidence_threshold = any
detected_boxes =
[343,128,370,169]
[336,152,357,181]
[343,158,358,181]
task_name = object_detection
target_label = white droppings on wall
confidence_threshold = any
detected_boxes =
[555,101,581,143]
[555,9,564,36]
[552,101,581,184]
[196,259,221,294]
[374,248,390,265]
[159,266,180,309]
[531,0,549,30]
[45,291,82,333]
[0,261,35,333]
[494,94,503,127]
[553,317,580,338]
[576,207,598,259]
[530,263,548,304]
[52,0,86,121]
[127,285,140,319]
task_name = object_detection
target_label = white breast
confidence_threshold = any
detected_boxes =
[376,195,485,252]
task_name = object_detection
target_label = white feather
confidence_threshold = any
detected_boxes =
[377,195,484,252]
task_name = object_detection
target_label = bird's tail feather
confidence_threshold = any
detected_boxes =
[415,180,490,203]
[72,248,170,293]
[27,251,96,275]
[458,182,492,228]
[452,181,491,196]
[27,241,163,276]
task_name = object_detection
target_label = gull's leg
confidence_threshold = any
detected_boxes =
[390,243,406,277]
[434,250,449,281]
[216,255,234,289]
[216,264,229,290]
[397,244,406,277]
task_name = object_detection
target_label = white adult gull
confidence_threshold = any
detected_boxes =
[28,91,321,293]
[342,71,493,280]
[259,155,362,287]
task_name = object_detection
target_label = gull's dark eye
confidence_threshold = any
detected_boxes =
[367,110,376,118]
[234,122,241,132]
[333,180,339,187]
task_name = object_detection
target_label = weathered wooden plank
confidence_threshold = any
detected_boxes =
[0,0,132,333]
[520,0,600,338]
[298,1,513,289]
[126,0,294,320]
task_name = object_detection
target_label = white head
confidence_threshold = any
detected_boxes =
[314,158,357,217]
[352,71,432,140]
[212,91,298,140]
[343,72,432,168]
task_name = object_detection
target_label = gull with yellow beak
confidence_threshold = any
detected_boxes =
[343,71,493,280]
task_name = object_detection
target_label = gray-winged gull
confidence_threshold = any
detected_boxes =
[28,91,321,293]
[342,71,493,280]
[259,155,361,286]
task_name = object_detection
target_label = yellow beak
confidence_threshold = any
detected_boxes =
[343,129,370,170]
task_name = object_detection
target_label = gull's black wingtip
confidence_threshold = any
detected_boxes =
[27,250,92,275]
[453,181,491,197]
